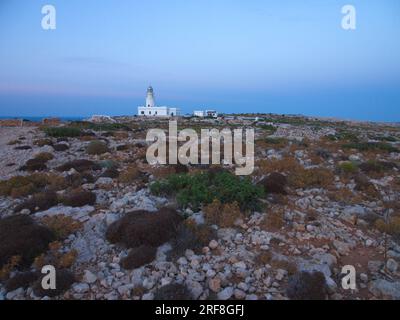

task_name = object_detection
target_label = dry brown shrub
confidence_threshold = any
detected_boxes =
[106,208,183,248]
[288,167,334,189]
[41,215,82,240]
[260,208,285,230]
[33,241,78,269]
[118,166,141,183]
[203,199,243,228]
[328,187,363,205]
[256,157,301,176]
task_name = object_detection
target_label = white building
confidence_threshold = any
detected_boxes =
[193,110,205,117]
[193,109,218,118]
[138,86,179,117]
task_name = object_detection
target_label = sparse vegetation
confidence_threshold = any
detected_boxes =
[338,161,359,174]
[150,171,263,211]
[286,271,327,300]
[44,127,82,138]
[0,215,55,269]
[59,189,96,207]
[258,172,288,194]
[203,199,243,227]
[342,142,398,153]
[106,208,183,248]
[121,245,157,269]
[86,140,109,155]
[288,167,334,189]
[41,215,83,240]
[57,159,101,172]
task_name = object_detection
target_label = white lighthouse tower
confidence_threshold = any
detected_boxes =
[145,86,155,108]
[137,86,180,117]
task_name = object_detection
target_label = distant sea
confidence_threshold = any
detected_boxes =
[0,116,86,122]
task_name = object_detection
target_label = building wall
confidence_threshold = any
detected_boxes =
[137,106,181,116]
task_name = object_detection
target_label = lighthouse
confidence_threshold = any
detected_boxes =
[146,86,155,108]
[137,86,180,117]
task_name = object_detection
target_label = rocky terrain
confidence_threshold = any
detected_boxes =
[0,115,400,300]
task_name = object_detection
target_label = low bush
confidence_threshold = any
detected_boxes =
[14,191,58,213]
[338,161,359,174]
[69,121,131,132]
[43,127,82,138]
[0,215,55,268]
[34,138,53,147]
[359,160,397,174]
[33,241,78,270]
[59,189,96,207]
[154,283,193,300]
[56,159,101,172]
[101,168,120,179]
[40,215,82,240]
[256,157,301,175]
[86,140,109,155]
[169,220,216,258]
[150,171,263,211]
[0,176,38,198]
[203,199,243,228]
[34,152,54,162]
[106,208,183,248]
[342,142,398,153]
[121,245,157,270]
[32,269,75,297]
[52,143,69,151]
[258,172,287,194]
[286,271,327,300]
[118,166,142,183]
[375,216,400,238]
[288,167,334,189]
[260,208,285,230]
[19,158,47,172]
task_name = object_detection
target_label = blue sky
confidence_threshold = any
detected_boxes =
[0,0,399,121]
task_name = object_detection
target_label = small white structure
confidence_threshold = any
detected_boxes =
[138,86,179,117]
[193,109,218,118]
[193,110,205,117]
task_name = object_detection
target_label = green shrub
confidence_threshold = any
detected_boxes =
[342,142,398,153]
[150,171,263,211]
[43,127,82,138]
[69,121,131,131]
[359,160,397,174]
[338,161,359,174]
[259,124,277,133]
[86,140,109,155]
